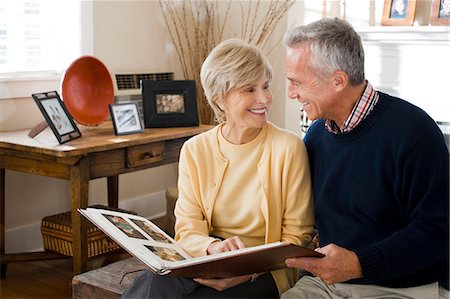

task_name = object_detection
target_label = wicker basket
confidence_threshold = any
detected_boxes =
[41,205,135,259]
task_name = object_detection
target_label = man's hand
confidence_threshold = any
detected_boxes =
[194,236,250,291]
[285,243,363,285]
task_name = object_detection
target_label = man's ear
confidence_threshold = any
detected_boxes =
[332,71,348,92]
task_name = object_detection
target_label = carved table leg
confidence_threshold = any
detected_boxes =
[70,157,89,275]
[107,175,119,209]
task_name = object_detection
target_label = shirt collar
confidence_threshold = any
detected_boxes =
[325,81,378,134]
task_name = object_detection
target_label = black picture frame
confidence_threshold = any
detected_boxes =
[142,80,199,128]
[32,91,82,144]
[109,103,144,135]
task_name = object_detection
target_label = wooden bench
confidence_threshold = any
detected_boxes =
[72,257,145,299]
[72,187,179,298]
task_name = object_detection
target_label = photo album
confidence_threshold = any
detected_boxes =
[79,207,323,278]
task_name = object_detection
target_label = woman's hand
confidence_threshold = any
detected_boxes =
[195,236,250,291]
[206,236,246,254]
[194,275,252,291]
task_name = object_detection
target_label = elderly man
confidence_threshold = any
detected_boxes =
[283,18,449,299]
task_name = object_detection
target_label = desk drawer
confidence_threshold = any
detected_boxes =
[126,142,164,167]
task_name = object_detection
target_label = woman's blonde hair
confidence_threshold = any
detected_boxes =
[200,38,273,123]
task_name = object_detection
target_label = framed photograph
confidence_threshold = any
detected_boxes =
[32,91,82,144]
[430,0,450,25]
[109,103,144,135]
[141,80,199,128]
[381,0,417,26]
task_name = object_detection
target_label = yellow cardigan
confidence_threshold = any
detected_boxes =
[174,122,315,294]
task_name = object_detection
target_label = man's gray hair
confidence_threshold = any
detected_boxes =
[284,18,365,85]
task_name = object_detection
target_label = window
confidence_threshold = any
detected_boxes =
[0,0,81,78]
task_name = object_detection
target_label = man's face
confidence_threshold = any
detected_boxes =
[285,45,337,122]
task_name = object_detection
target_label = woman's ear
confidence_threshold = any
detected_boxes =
[332,71,348,92]
[216,99,225,111]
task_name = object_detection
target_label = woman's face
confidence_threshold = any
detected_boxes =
[219,75,272,130]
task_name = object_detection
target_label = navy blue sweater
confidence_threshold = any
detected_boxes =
[304,92,449,289]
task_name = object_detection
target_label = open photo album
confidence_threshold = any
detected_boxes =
[79,207,323,278]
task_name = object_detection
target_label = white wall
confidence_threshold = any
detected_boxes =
[360,26,450,123]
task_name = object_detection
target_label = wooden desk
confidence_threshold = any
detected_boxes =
[0,122,211,276]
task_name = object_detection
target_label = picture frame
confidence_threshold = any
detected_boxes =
[430,0,450,25]
[381,0,417,26]
[109,103,144,135]
[32,91,82,144]
[141,80,199,128]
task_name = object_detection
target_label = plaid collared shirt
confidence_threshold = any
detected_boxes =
[325,81,379,134]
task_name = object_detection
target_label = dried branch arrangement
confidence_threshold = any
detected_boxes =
[159,0,295,124]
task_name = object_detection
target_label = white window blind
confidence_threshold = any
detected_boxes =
[0,0,81,79]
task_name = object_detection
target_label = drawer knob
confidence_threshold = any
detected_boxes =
[126,142,165,167]
[144,151,160,158]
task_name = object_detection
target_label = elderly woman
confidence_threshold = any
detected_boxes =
[122,38,315,299]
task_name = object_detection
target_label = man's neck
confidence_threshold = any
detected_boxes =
[332,82,367,127]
